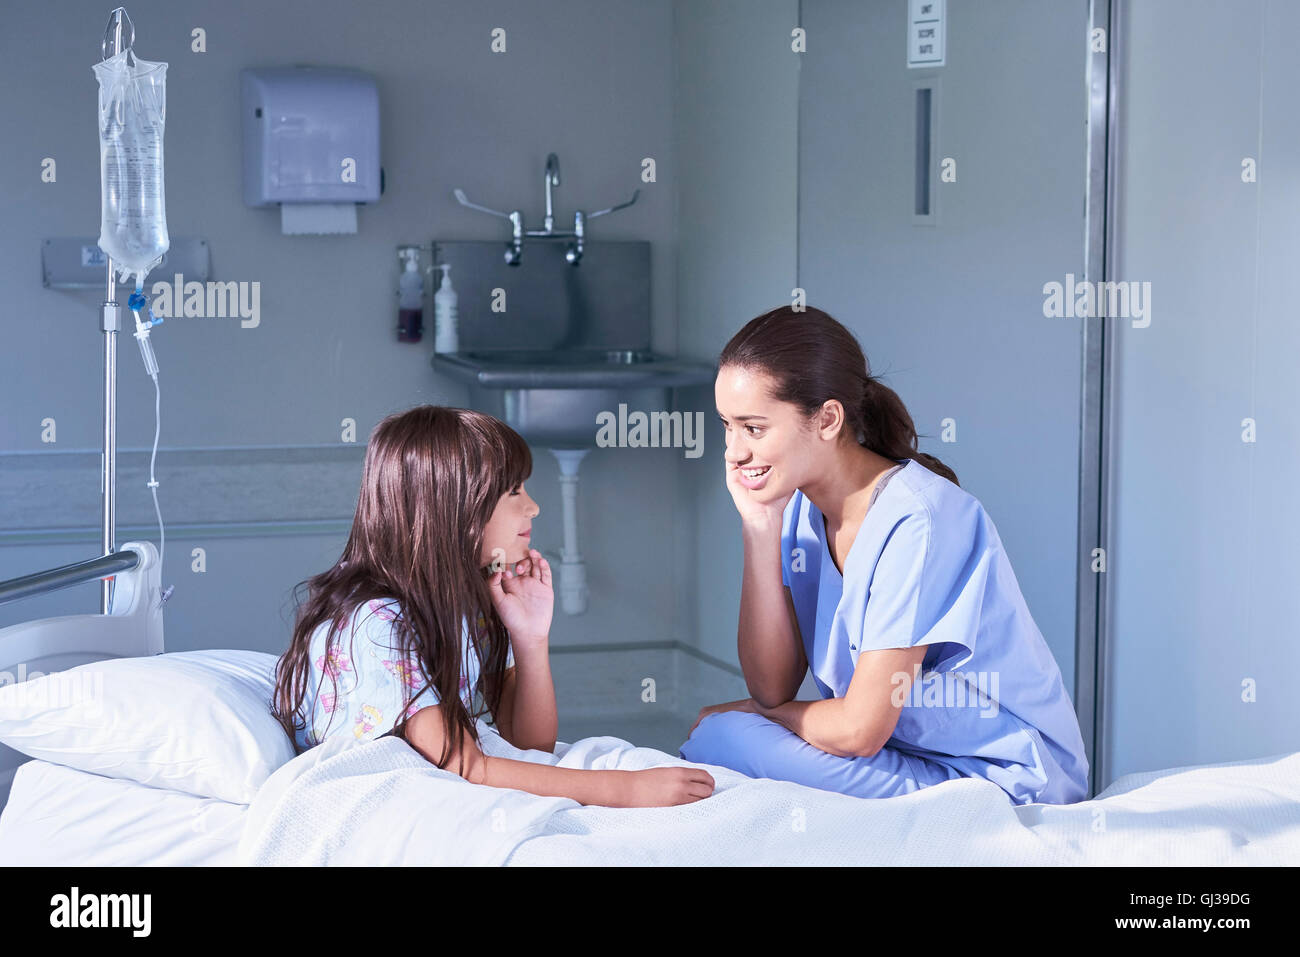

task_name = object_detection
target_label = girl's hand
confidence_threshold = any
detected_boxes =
[724,461,794,532]
[620,766,716,807]
[687,697,760,737]
[487,548,553,647]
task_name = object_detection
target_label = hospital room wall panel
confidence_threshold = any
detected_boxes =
[1107,0,1300,781]
[671,1,805,680]
[0,1,691,658]
[793,0,1089,696]
[673,0,1088,704]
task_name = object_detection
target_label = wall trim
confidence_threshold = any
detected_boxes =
[1077,0,1120,799]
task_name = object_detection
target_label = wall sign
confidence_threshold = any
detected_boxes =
[908,0,945,68]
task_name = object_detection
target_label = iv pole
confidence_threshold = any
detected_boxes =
[0,7,161,613]
[99,7,133,613]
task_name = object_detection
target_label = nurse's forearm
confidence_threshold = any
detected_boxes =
[757,698,873,758]
[737,523,803,706]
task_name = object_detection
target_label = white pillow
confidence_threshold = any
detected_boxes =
[0,648,295,804]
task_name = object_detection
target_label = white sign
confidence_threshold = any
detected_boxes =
[908,0,945,68]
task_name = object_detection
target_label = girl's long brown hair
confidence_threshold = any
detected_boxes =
[719,306,959,486]
[272,405,532,772]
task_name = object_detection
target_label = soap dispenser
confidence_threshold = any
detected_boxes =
[397,247,423,342]
[434,263,458,354]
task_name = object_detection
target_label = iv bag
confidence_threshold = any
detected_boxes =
[93,46,169,288]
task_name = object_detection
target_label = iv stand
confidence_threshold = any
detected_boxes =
[99,6,134,613]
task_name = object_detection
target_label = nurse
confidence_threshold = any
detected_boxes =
[678,306,1090,805]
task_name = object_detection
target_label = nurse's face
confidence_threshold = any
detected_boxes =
[716,365,835,504]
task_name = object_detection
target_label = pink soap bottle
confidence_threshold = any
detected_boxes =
[397,247,424,343]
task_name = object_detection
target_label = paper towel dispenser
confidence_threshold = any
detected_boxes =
[241,66,381,207]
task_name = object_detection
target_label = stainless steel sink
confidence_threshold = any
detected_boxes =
[432,348,716,448]
[433,349,714,389]
[462,348,656,366]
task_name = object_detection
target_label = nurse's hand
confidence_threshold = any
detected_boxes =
[688,697,759,736]
[724,461,794,531]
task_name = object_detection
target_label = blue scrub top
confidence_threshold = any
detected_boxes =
[781,458,1090,805]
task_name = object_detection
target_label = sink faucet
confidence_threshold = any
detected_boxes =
[544,153,560,233]
[452,152,638,266]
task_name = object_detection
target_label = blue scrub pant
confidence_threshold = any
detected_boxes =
[678,710,961,799]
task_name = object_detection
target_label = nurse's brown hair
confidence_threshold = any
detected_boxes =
[718,305,959,486]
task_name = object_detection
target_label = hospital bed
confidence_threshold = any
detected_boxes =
[1,542,1298,867]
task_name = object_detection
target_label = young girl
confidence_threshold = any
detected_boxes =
[271,405,714,809]
[679,307,1090,805]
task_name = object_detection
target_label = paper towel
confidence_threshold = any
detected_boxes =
[280,203,358,235]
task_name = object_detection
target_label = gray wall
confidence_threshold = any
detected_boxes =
[680,0,1090,704]
[674,0,802,676]
[1107,0,1300,780]
[0,0,685,652]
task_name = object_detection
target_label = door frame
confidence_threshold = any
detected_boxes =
[1077,0,1121,798]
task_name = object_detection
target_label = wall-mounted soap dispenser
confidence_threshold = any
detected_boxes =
[433,263,458,353]
[396,246,423,343]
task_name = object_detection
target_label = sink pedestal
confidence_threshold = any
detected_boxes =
[551,448,590,616]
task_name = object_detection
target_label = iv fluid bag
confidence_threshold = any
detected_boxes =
[93,47,169,288]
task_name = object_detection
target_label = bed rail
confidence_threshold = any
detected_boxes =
[0,542,161,655]
[0,540,163,813]
[0,550,140,608]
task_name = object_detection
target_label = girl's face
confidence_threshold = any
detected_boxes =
[480,481,540,570]
[716,365,841,504]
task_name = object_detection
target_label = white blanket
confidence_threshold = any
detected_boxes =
[238,723,1300,866]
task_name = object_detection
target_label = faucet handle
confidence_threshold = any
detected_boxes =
[586,188,640,219]
[453,188,513,220]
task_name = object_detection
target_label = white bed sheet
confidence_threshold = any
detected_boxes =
[0,759,247,867]
[4,737,1298,867]
[241,722,1300,867]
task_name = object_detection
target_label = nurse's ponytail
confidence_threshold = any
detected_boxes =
[719,305,959,487]
[860,375,959,486]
